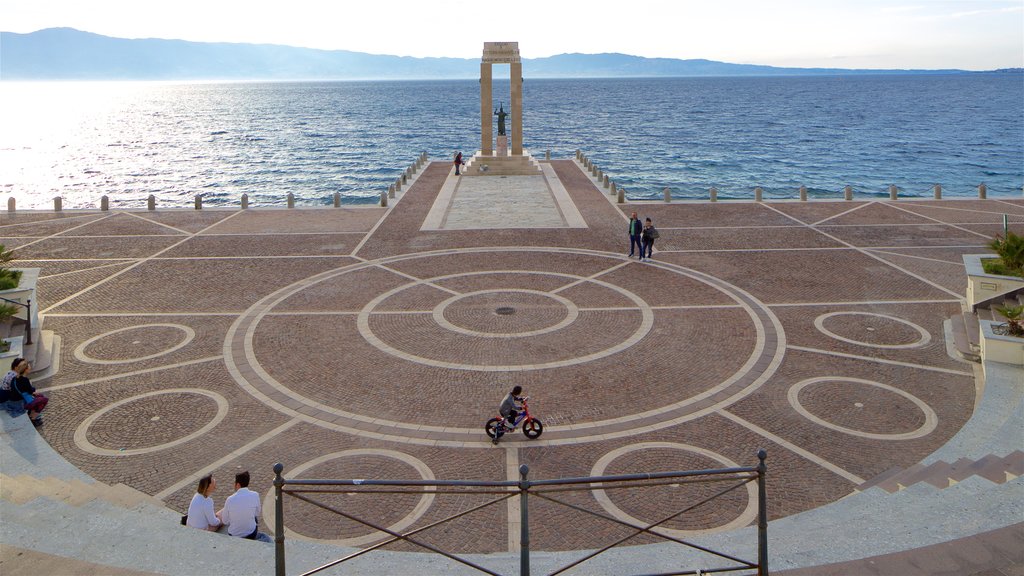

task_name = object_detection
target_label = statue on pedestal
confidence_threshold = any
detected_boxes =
[494,103,507,136]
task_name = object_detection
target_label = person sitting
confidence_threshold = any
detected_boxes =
[9,359,47,426]
[186,474,223,532]
[221,471,271,542]
[0,357,21,412]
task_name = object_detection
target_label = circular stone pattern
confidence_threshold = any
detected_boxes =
[361,270,652,371]
[226,248,784,446]
[433,289,578,338]
[262,450,434,546]
[788,377,938,440]
[814,312,930,349]
[591,442,757,536]
[74,324,196,365]
[74,389,228,456]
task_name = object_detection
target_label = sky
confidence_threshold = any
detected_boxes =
[2,0,1022,70]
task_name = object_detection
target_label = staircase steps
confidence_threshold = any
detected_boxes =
[950,312,981,362]
[0,472,169,512]
[858,453,1021,494]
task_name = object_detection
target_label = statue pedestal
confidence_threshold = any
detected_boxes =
[496,135,508,157]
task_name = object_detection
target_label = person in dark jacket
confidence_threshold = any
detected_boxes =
[641,217,657,261]
[627,212,643,258]
[11,359,46,427]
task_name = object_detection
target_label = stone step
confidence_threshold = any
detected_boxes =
[949,313,981,362]
[860,453,1022,494]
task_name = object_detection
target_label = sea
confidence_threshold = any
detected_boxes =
[1,74,1022,209]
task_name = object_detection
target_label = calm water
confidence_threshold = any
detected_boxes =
[1,75,1021,209]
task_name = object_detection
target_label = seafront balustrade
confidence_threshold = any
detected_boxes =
[4,152,1018,212]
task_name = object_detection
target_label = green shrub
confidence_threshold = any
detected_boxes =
[995,304,1024,337]
[987,232,1024,277]
[0,244,18,290]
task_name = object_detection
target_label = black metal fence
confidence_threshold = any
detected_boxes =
[273,449,768,576]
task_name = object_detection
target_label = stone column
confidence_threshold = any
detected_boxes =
[799,186,807,202]
[334,192,342,207]
[54,197,62,211]
[844,185,853,201]
[195,195,202,210]
[978,183,987,199]
[147,195,156,211]
[710,187,718,202]
[754,187,763,202]
[6,198,13,212]
[100,196,109,211]
[241,194,249,209]
[287,193,295,208]
[889,185,898,200]
[511,62,523,156]
[934,184,942,199]
[480,63,493,156]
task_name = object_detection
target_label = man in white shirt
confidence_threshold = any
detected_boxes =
[221,471,270,542]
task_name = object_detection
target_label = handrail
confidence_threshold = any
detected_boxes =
[0,296,31,345]
[273,449,769,576]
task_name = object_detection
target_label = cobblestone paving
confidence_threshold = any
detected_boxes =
[8,160,1016,555]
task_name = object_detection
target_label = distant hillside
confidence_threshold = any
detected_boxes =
[0,28,977,81]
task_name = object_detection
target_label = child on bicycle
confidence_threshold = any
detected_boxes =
[499,386,526,429]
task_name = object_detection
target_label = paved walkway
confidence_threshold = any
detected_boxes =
[1,158,1022,571]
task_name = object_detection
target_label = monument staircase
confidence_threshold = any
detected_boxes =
[462,150,543,176]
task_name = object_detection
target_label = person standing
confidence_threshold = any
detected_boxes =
[454,151,463,175]
[627,212,643,258]
[186,474,223,532]
[641,217,658,261]
[221,471,270,542]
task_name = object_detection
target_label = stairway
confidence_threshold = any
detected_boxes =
[856,451,1023,493]
[950,286,1024,363]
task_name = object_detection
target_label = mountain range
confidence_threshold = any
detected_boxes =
[0,28,1009,81]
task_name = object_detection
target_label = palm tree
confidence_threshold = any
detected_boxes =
[988,232,1024,276]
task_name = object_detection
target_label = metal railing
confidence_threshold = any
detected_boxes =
[273,449,768,576]
[0,296,31,345]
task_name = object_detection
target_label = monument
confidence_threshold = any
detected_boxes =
[463,41,541,176]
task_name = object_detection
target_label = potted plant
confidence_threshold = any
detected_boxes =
[993,304,1024,338]
[0,245,20,353]
[984,232,1024,278]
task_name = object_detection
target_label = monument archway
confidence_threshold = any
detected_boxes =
[480,42,523,157]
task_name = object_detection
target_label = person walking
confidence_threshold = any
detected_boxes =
[454,151,463,175]
[641,217,658,261]
[627,212,643,258]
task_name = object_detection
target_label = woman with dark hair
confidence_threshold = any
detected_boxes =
[186,474,223,531]
[0,357,22,409]
[10,360,46,426]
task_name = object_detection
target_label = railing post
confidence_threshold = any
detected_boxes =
[844,185,853,201]
[287,193,295,209]
[24,299,32,345]
[889,184,898,201]
[710,186,718,202]
[754,187,763,203]
[757,449,768,576]
[519,464,530,576]
[335,192,342,207]
[274,463,285,576]
[100,196,109,211]
[978,183,987,199]
[933,184,942,200]
[663,187,671,203]
[799,185,807,202]
[7,197,14,213]
[241,194,249,209]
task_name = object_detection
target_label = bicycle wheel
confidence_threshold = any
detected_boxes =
[522,418,543,439]
[485,418,503,439]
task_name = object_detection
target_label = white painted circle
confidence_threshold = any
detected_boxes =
[74,389,228,456]
[357,270,654,371]
[590,442,758,537]
[74,324,196,365]
[262,449,435,547]
[814,312,930,349]
[431,288,580,338]
[788,377,938,440]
